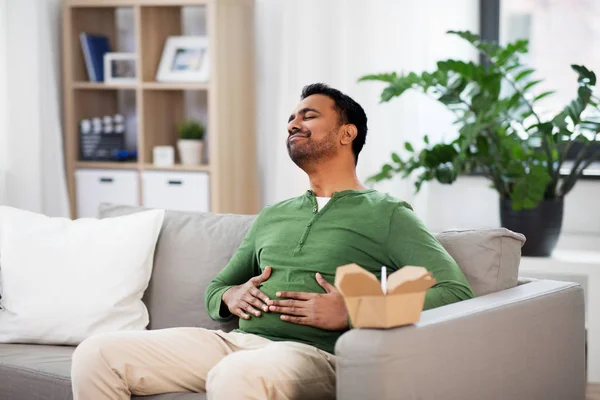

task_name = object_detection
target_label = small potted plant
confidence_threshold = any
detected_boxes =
[177,120,206,166]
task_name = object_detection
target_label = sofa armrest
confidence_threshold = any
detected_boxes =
[335,280,585,400]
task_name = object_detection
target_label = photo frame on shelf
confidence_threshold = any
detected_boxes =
[156,36,210,83]
[104,52,137,84]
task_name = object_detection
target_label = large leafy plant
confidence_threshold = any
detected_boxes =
[360,31,600,210]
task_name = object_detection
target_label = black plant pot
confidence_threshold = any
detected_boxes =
[499,197,564,257]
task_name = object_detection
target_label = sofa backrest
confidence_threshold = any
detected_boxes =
[99,204,525,330]
[99,203,255,332]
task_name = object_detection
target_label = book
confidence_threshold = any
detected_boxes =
[79,33,111,82]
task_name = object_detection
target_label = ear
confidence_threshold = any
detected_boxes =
[340,124,358,146]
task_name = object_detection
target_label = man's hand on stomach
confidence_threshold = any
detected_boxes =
[222,266,272,320]
[267,272,349,331]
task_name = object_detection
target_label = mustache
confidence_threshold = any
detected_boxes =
[288,129,311,139]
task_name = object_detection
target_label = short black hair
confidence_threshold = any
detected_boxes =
[300,83,368,165]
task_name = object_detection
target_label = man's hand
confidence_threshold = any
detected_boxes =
[222,266,272,320]
[268,272,349,330]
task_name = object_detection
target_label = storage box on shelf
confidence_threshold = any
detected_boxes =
[63,0,258,217]
[142,170,210,212]
[75,169,139,217]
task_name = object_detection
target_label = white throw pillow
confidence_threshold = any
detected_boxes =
[0,206,165,345]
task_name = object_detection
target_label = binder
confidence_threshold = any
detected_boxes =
[80,33,111,82]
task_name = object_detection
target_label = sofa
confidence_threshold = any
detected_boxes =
[0,204,586,400]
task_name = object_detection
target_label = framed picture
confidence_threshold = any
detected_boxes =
[156,36,210,83]
[103,53,137,84]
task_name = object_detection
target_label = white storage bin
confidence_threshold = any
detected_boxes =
[142,171,210,212]
[75,169,139,218]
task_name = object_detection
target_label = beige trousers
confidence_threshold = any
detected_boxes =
[71,327,336,400]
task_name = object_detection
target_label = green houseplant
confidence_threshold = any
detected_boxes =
[177,120,206,166]
[360,31,600,256]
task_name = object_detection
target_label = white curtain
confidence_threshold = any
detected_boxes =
[0,0,7,206]
[255,0,479,220]
[0,0,68,217]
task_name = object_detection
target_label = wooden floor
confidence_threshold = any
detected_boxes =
[588,383,600,400]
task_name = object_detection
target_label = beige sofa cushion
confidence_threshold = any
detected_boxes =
[436,228,526,297]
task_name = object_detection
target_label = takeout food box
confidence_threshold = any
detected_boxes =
[335,264,436,328]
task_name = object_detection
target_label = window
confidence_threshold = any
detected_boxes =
[481,0,600,176]
[500,0,600,118]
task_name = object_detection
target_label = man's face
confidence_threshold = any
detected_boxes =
[286,94,341,168]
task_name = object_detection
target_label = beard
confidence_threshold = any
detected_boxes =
[287,129,338,169]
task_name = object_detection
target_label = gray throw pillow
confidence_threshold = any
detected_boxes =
[99,203,256,332]
[436,228,526,297]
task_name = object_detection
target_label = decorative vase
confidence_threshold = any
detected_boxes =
[177,139,204,166]
[499,197,564,257]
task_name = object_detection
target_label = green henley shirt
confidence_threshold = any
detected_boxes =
[205,189,474,354]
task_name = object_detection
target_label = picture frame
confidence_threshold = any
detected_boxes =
[103,52,137,84]
[156,36,210,83]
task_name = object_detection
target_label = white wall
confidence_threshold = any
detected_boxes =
[420,177,600,238]
[255,0,480,207]
[254,0,600,241]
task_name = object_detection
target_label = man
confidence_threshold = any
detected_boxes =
[71,83,474,400]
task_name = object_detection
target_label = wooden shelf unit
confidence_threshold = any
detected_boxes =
[142,82,210,90]
[142,163,211,172]
[75,161,211,172]
[62,0,258,217]
[72,81,138,90]
[66,0,210,7]
[75,161,139,169]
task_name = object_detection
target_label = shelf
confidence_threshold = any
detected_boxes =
[142,82,210,91]
[64,0,258,217]
[66,0,208,7]
[76,161,139,170]
[75,162,210,172]
[72,82,138,90]
[143,163,211,172]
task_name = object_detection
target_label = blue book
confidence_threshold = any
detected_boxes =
[80,33,111,82]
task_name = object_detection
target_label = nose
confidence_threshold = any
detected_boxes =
[287,117,301,136]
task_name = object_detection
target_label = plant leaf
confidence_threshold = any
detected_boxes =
[404,142,415,152]
[358,73,397,83]
[435,165,456,184]
[534,91,555,102]
[380,83,409,102]
[571,64,596,85]
[447,30,480,44]
[523,79,543,91]
[581,120,600,132]
[438,93,463,105]
[505,63,521,72]
[578,86,592,105]
[514,69,535,81]
[510,164,550,210]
